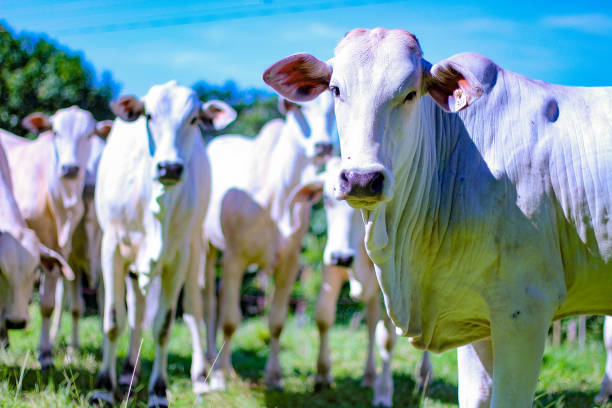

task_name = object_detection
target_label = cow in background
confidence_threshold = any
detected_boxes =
[50,127,110,351]
[265,28,611,407]
[0,106,110,368]
[0,138,73,348]
[199,91,334,390]
[92,81,235,407]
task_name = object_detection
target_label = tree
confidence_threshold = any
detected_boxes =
[0,22,118,136]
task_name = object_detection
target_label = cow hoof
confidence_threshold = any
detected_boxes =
[118,374,139,396]
[89,391,114,407]
[148,394,169,408]
[595,391,611,405]
[372,394,392,408]
[361,371,375,388]
[208,370,226,391]
[39,350,54,370]
[265,377,284,391]
[313,381,332,393]
[193,378,211,394]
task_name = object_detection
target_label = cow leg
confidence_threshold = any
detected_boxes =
[362,291,380,388]
[314,265,344,391]
[0,319,8,349]
[457,339,493,408]
[182,243,211,394]
[596,316,612,404]
[118,273,145,396]
[488,308,550,408]
[417,351,433,390]
[148,261,188,408]
[39,268,60,369]
[90,234,127,406]
[50,276,65,343]
[217,253,245,390]
[373,314,396,408]
[69,272,85,352]
[204,245,218,364]
[265,256,301,390]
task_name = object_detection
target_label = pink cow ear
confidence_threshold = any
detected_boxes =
[424,60,483,113]
[110,95,145,122]
[95,120,113,140]
[263,53,332,102]
[277,97,301,115]
[289,180,324,209]
[201,100,237,130]
[21,112,52,134]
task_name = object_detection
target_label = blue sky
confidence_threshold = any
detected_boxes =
[2,0,611,96]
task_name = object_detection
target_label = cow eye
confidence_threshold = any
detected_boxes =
[190,117,198,125]
[329,86,340,98]
[403,91,417,104]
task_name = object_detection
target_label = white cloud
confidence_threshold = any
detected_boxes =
[541,13,612,35]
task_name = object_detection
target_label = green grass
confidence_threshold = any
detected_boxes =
[1,307,611,407]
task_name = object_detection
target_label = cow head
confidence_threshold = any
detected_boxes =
[22,107,111,182]
[111,81,236,186]
[277,91,335,166]
[264,28,485,210]
[0,229,73,329]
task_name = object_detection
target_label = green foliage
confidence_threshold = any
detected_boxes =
[0,23,118,136]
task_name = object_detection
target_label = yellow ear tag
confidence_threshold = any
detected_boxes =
[453,88,467,111]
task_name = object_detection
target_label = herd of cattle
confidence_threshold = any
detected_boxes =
[0,28,610,408]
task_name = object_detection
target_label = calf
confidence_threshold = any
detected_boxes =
[201,92,334,390]
[0,106,109,367]
[0,138,73,347]
[265,28,611,407]
[92,81,235,407]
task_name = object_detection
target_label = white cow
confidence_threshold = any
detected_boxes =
[0,139,73,347]
[51,130,110,351]
[201,92,334,390]
[265,28,612,408]
[316,157,399,407]
[92,81,235,407]
[0,106,109,367]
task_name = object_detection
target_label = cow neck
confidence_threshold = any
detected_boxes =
[0,147,26,232]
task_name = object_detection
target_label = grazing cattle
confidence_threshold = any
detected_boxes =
[51,129,110,350]
[92,81,235,407]
[0,138,73,347]
[265,28,612,407]
[0,106,109,367]
[201,92,334,390]
[316,157,399,407]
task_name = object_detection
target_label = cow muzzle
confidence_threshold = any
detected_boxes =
[314,142,333,158]
[330,252,355,268]
[61,164,80,179]
[155,161,184,185]
[5,318,27,330]
[338,169,386,207]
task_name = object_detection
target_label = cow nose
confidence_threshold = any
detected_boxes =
[61,164,80,179]
[339,170,385,197]
[156,161,184,184]
[330,252,354,268]
[6,319,27,330]
[314,142,333,157]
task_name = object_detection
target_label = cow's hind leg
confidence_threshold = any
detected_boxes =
[118,273,145,397]
[69,273,85,352]
[596,316,612,405]
[362,291,380,388]
[314,265,345,391]
[373,314,396,408]
[39,268,60,369]
[417,351,433,391]
[457,339,493,408]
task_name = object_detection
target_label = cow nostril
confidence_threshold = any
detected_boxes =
[369,172,384,194]
[61,165,80,179]
[156,161,184,182]
[339,170,350,193]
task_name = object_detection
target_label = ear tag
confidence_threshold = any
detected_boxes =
[453,88,467,111]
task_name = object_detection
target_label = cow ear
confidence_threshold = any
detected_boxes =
[38,244,75,281]
[289,180,324,209]
[22,112,52,134]
[201,100,237,130]
[110,95,145,122]
[95,120,113,140]
[423,59,483,112]
[264,53,331,102]
[277,97,301,115]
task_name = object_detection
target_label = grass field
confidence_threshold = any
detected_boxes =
[1,306,610,407]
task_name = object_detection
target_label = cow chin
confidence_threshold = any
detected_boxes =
[344,196,383,210]
[156,177,182,187]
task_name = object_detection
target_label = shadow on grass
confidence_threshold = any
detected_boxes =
[534,389,601,408]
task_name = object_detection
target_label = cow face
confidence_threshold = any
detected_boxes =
[278,91,335,166]
[22,107,111,182]
[264,28,482,210]
[111,81,236,186]
[322,158,362,268]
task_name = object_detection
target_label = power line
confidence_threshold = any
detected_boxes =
[55,0,407,35]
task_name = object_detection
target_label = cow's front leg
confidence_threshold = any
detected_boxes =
[265,256,301,390]
[148,259,189,408]
[118,273,145,396]
[362,291,380,388]
[457,339,493,408]
[204,244,218,364]
[0,319,8,349]
[373,314,396,408]
[39,267,60,369]
[69,273,85,352]
[314,265,345,391]
[90,234,127,406]
[596,316,612,404]
[489,303,551,408]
